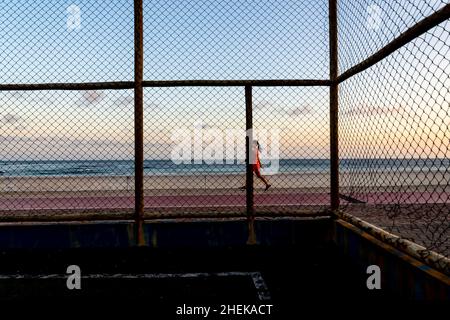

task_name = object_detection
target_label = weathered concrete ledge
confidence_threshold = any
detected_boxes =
[0,216,332,249]
[334,218,449,300]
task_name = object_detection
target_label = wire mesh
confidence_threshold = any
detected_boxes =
[0,1,135,221]
[0,90,135,220]
[252,87,330,215]
[339,15,450,258]
[338,0,448,74]
[143,0,329,80]
[0,1,134,84]
[143,87,246,217]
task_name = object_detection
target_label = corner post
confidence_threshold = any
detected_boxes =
[329,0,340,211]
[134,0,145,245]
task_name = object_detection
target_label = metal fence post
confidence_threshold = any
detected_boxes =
[245,85,256,244]
[329,0,339,211]
[134,0,145,245]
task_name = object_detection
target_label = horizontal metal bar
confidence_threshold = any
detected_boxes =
[0,82,135,91]
[143,79,331,87]
[338,3,450,83]
[0,79,331,91]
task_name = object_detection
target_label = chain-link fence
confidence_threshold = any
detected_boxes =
[0,0,330,222]
[338,0,450,259]
[0,89,135,220]
[143,0,329,80]
[253,87,330,215]
[142,86,246,217]
[0,1,135,221]
[0,1,449,259]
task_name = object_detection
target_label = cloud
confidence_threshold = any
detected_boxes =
[7,92,28,99]
[254,102,313,116]
[114,95,134,106]
[1,113,22,125]
[254,101,272,110]
[1,113,25,131]
[284,105,312,116]
[79,90,104,106]
[342,104,406,117]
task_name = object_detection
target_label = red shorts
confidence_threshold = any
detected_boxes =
[252,161,261,173]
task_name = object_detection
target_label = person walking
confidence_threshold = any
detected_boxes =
[240,140,271,191]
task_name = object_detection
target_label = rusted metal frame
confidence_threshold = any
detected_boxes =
[0,80,332,92]
[329,0,339,211]
[134,0,145,246]
[0,82,134,91]
[0,79,331,92]
[143,79,331,87]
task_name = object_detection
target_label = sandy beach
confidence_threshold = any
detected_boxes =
[0,172,329,193]
[0,170,448,194]
[0,170,448,212]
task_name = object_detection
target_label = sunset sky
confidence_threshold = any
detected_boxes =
[0,0,448,160]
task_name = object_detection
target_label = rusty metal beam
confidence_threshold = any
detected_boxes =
[134,0,145,246]
[0,79,331,92]
[329,0,339,211]
[0,82,134,91]
[143,79,331,87]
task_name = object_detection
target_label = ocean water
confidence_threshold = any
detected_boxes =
[0,158,448,177]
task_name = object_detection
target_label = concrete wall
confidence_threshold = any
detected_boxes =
[0,217,447,300]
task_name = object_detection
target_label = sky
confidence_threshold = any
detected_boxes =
[0,0,449,160]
